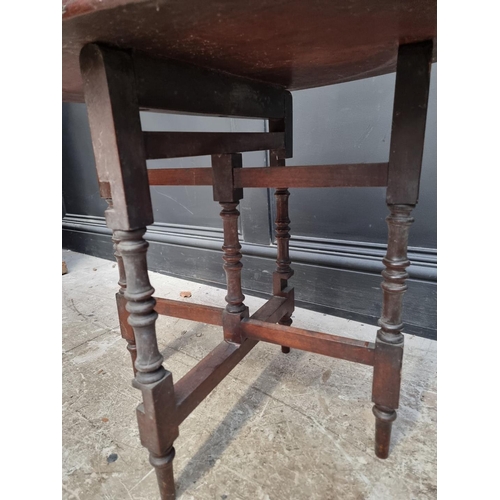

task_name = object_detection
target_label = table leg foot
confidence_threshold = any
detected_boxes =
[279,315,292,353]
[150,447,176,500]
[372,405,397,459]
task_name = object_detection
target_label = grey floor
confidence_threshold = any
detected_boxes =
[62,249,437,500]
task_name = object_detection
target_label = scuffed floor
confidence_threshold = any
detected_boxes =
[62,250,437,500]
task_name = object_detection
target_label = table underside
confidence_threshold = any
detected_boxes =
[62,0,436,102]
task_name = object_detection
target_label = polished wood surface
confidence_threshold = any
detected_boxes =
[143,132,284,159]
[63,0,436,101]
[147,163,389,188]
[154,297,224,327]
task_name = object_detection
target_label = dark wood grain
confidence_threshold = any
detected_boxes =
[283,93,293,158]
[386,41,433,205]
[147,163,389,188]
[377,205,414,345]
[149,448,176,500]
[371,204,413,458]
[154,297,224,326]
[174,291,295,426]
[249,295,294,324]
[115,228,166,385]
[174,339,258,425]
[242,319,376,366]
[273,192,292,282]
[144,132,284,159]
[116,291,137,374]
[217,209,245,313]
[134,51,287,118]
[269,145,294,353]
[237,163,389,188]
[372,405,397,461]
[63,0,436,99]
[112,223,138,374]
[111,230,127,295]
[148,168,213,186]
[372,341,404,411]
[273,185,293,277]
[136,373,178,499]
[212,154,243,204]
[135,372,178,457]
[73,38,288,118]
[117,229,179,497]
[211,154,249,343]
[213,156,245,313]
[79,43,153,230]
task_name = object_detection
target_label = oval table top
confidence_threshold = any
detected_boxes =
[62,0,436,102]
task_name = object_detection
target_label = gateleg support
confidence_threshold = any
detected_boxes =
[270,144,295,353]
[212,153,249,344]
[272,276,294,353]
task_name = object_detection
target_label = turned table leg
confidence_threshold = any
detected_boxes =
[220,201,245,315]
[212,153,249,344]
[372,40,432,458]
[117,228,178,498]
[80,43,179,499]
[111,229,138,374]
[101,189,138,374]
[372,205,412,458]
[270,104,294,353]
[270,148,294,353]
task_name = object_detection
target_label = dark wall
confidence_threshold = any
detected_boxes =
[63,64,437,339]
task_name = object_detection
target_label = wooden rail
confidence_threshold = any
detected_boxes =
[147,163,388,188]
[173,294,294,425]
[144,132,284,159]
[249,295,294,323]
[154,297,224,326]
[242,319,376,366]
[174,339,257,425]
[148,168,213,186]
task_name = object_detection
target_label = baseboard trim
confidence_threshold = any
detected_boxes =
[62,214,436,282]
[62,219,437,340]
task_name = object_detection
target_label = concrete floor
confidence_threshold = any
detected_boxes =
[62,249,437,500]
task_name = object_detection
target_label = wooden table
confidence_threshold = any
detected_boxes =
[63,2,436,498]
